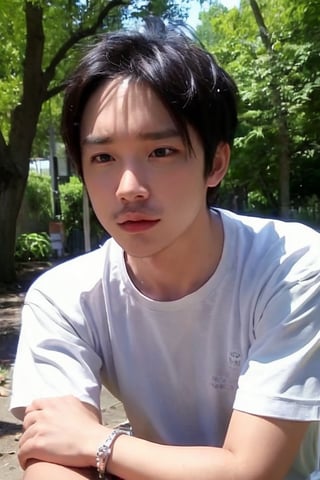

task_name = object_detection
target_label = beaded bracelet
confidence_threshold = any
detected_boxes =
[96,424,132,479]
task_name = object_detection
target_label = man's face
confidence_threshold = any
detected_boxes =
[81,78,219,259]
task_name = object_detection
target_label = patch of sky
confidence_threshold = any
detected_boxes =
[187,0,240,28]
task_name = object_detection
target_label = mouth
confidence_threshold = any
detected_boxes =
[118,219,160,233]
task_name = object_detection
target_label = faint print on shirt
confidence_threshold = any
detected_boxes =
[210,375,236,391]
[210,351,241,390]
[228,351,241,368]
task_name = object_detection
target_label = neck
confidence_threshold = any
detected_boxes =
[125,210,224,301]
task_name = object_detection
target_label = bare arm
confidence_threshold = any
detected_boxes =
[19,396,309,480]
[106,410,308,480]
[23,460,96,480]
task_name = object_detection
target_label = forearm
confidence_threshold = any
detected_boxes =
[23,460,96,480]
[19,397,305,480]
[109,435,236,480]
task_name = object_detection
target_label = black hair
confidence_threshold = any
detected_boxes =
[61,16,238,205]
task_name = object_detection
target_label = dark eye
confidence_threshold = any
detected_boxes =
[91,153,114,164]
[150,147,175,158]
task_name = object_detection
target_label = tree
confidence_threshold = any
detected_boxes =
[197,0,320,219]
[0,0,188,284]
[249,0,290,217]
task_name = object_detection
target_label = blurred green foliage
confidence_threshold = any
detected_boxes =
[25,172,53,225]
[15,232,52,262]
[59,176,83,236]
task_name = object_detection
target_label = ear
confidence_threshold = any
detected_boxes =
[206,142,230,188]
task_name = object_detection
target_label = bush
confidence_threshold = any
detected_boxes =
[15,232,52,262]
[25,172,53,225]
[59,176,83,235]
[59,176,105,250]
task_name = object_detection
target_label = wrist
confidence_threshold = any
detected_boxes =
[96,424,133,478]
[82,424,113,469]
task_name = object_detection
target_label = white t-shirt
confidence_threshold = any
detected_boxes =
[11,209,320,479]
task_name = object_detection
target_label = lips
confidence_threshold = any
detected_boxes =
[117,212,158,223]
[118,218,160,233]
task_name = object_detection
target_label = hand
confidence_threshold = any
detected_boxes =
[18,395,111,470]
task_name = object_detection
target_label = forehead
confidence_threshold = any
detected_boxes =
[80,78,176,140]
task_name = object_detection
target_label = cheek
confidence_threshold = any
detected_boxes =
[84,168,113,194]
[170,167,206,195]
[83,176,113,218]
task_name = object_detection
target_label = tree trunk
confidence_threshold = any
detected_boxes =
[0,2,45,284]
[0,175,27,283]
[0,0,131,284]
[278,113,290,218]
[249,0,291,218]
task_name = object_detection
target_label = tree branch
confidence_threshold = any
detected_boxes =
[43,0,129,86]
[0,128,18,180]
[45,83,66,101]
[0,129,8,159]
[249,0,291,217]
[249,0,272,52]
[9,1,45,157]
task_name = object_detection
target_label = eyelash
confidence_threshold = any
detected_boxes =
[91,147,177,164]
[91,153,113,164]
[149,147,176,158]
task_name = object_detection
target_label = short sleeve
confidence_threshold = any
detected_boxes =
[234,233,320,421]
[10,286,103,420]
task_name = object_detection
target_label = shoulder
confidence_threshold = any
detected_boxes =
[25,238,120,307]
[215,209,320,312]
[218,208,320,264]
[32,246,104,289]
[218,207,319,238]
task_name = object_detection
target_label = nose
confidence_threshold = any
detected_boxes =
[116,168,149,203]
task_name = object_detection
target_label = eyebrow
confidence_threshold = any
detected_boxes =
[81,128,181,146]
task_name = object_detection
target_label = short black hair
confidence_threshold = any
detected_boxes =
[61,16,238,205]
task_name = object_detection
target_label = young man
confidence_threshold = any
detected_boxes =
[11,17,320,480]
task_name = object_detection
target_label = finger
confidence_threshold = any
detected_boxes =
[25,400,43,416]
[18,423,51,469]
[19,420,38,449]
[18,431,37,469]
[25,396,55,414]
[23,409,44,431]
